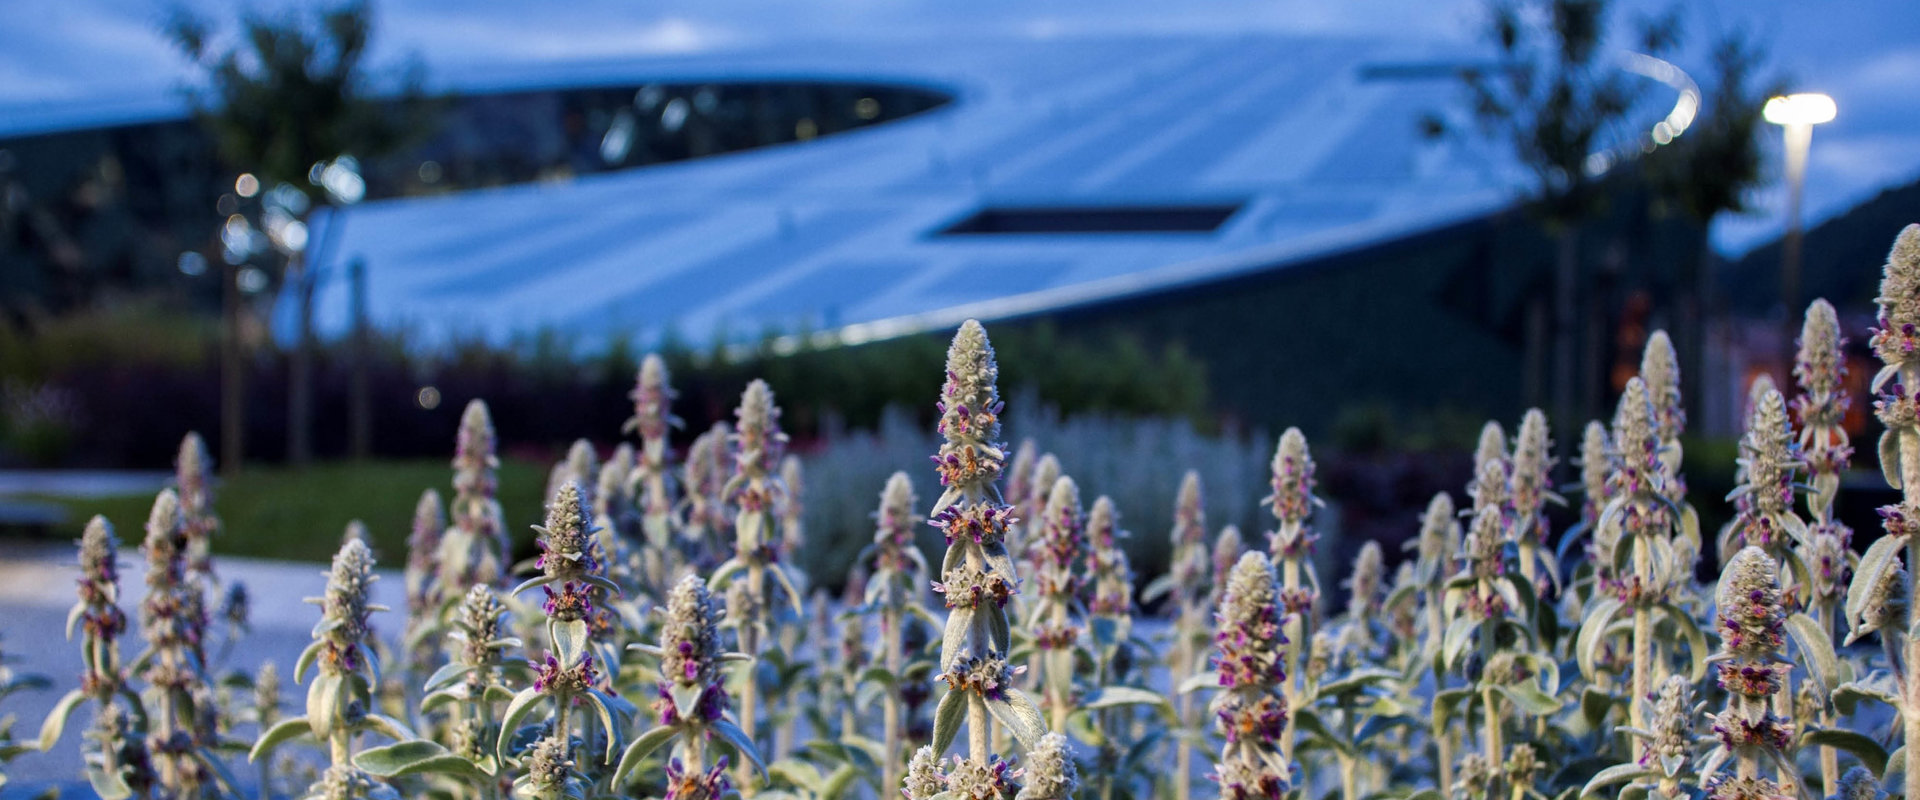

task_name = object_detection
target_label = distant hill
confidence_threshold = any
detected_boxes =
[1721,176,1920,316]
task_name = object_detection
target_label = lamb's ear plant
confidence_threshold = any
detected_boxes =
[1203,551,1295,799]
[134,489,237,800]
[923,319,1045,797]
[618,574,761,798]
[710,379,804,787]
[1078,495,1168,800]
[850,471,935,792]
[1848,224,1920,800]
[443,400,512,590]
[1696,546,1804,800]
[252,537,411,800]
[365,583,523,791]
[1507,410,1562,594]
[1026,475,1085,733]
[495,482,628,796]
[403,490,447,694]
[1143,470,1211,800]
[1578,379,1705,769]
[682,422,733,571]
[1264,428,1322,767]
[1793,298,1856,797]
[625,353,686,595]
[39,515,147,800]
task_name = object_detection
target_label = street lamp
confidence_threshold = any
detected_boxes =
[1763,92,1835,320]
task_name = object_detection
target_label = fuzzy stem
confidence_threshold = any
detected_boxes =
[1630,536,1653,763]
[969,693,991,765]
[1280,554,1303,766]
[1907,536,1920,800]
[739,622,761,797]
[882,608,904,794]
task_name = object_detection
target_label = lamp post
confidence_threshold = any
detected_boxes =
[1763,92,1835,322]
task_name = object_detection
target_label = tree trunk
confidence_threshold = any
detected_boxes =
[1552,225,1578,445]
[288,258,314,466]
[348,258,371,460]
[220,258,245,478]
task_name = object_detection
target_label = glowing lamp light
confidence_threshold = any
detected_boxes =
[1763,93,1836,126]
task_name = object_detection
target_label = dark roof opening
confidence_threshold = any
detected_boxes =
[938,203,1242,235]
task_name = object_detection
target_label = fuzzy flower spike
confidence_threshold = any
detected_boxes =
[926,320,1040,798]
[443,399,510,589]
[1205,551,1293,799]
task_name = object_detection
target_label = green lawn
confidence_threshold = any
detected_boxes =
[33,459,552,565]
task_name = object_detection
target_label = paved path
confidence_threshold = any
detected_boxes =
[0,472,173,499]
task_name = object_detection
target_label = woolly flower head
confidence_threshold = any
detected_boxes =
[524,736,574,796]
[624,353,679,442]
[1415,492,1457,572]
[1473,421,1507,473]
[537,481,599,581]
[1007,440,1037,507]
[874,471,919,572]
[1266,428,1316,527]
[1015,733,1078,800]
[1470,421,1509,515]
[934,320,1006,496]
[1644,675,1697,776]
[1738,386,1799,518]
[1613,378,1657,465]
[1835,767,1887,800]
[1642,330,1684,441]
[314,763,398,800]
[1578,421,1612,520]
[1509,409,1553,522]
[1345,541,1384,615]
[662,575,722,688]
[144,489,184,585]
[904,747,946,800]
[81,514,121,597]
[1716,546,1786,665]
[1088,497,1133,617]
[1796,299,1847,413]
[453,399,499,497]
[1029,455,1061,515]
[1215,552,1287,689]
[1174,470,1206,547]
[1872,224,1920,366]
[406,491,444,593]
[320,539,378,673]
[455,585,511,668]
[1211,525,1245,603]
[733,379,787,480]
[1034,477,1084,587]
[946,755,1021,800]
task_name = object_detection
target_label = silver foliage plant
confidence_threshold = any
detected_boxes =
[31,225,1920,800]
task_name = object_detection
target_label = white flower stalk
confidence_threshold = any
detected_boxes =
[255,538,406,800]
[137,489,221,799]
[1342,540,1385,650]
[41,515,145,798]
[712,380,803,781]
[444,399,511,589]
[1698,547,1798,800]
[617,574,761,798]
[857,471,929,792]
[1470,422,1510,515]
[402,489,445,681]
[1145,470,1210,800]
[1023,454,1062,565]
[1507,409,1560,589]
[681,422,733,567]
[1642,331,1687,486]
[1612,675,1703,799]
[500,482,624,790]
[1846,225,1920,800]
[624,354,685,591]
[1796,300,1853,519]
[1207,552,1292,800]
[1722,386,1805,563]
[1577,421,1617,572]
[423,584,516,768]
[926,320,1043,784]
[174,432,219,585]
[1263,428,1320,767]
[1027,476,1084,731]
[778,455,805,561]
[1211,524,1245,609]
[1005,440,1039,566]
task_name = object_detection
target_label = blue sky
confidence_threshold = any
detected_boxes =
[2,0,1914,255]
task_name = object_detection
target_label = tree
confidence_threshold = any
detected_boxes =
[1640,28,1783,417]
[167,0,430,470]
[1450,0,1642,432]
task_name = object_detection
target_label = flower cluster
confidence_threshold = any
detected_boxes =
[174,432,219,583]
[446,399,509,588]
[1507,409,1556,560]
[1264,428,1318,557]
[1014,733,1078,800]
[946,754,1021,800]
[663,756,731,800]
[532,481,605,623]
[316,539,379,683]
[1702,547,1795,800]
[76,516,128,699]
[1727,386,1803,554]
[1029,477,1085,648]
[1208,552,1292,797]
[1868,225,1920,368]
[1087,496,1134,617]
[1795,300,1852,462]
[660,574,723,696]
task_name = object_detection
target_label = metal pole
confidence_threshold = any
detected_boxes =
[1781,122,1811,322]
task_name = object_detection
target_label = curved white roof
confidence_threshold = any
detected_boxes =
[297,34,1562,348]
